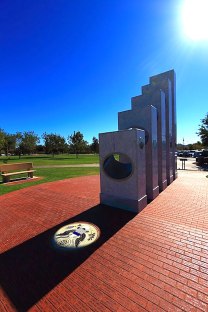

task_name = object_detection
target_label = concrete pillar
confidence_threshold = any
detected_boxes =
[131,89,167,192]
[142,69,177,184]
[99,128,147,213]
[118,105,159,201]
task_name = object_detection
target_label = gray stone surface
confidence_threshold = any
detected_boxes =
[99,69,177,213]
[118,105,159,201]
[131,89,167,192]
[142,70,177,184]
[99,129,147,213]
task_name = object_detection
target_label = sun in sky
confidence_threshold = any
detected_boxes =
[180,0,208,41]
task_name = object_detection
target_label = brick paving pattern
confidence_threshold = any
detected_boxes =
[0,171,208,312]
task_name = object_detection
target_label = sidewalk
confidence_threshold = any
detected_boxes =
[34,164,99,168]
[177,157,208,171]
[34,158,206,171]
[0,171,208,312]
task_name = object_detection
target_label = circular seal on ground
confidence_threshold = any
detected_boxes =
[54,222,100,249]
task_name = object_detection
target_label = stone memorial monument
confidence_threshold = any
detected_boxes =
[142,70,177,183]
[99,69,177,213]
[118,104,159,201]
[99,129,147,212]
[131,89,167,192]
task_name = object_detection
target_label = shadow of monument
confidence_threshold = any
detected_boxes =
[0,204,136,312]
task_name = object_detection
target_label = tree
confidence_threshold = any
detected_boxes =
[36,144,45,153]
[15,132,23,158]
[5,134,17,155]
[0,129,6,153]
[0,130,18,156]
[19,131,40,155]
[68,131,88,158]
[188,144,194,150]
[42,133,66,156]
[197,112,208,147]
[90,136,99,154]
[192,141,203,150]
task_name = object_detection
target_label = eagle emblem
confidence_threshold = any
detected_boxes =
[54,222,100,249]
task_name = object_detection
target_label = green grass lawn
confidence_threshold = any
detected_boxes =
[0,153,99,166]
[0,167,99,196]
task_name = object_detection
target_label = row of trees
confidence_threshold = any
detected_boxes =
[0,113,207,157]
[176,112,208,150]
[197,112,208,147]
[177,141,204,151]
[0,130,99,157]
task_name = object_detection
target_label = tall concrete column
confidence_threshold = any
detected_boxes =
[142,70,177,184]
[118,105,159,201]
[131,89,167,191]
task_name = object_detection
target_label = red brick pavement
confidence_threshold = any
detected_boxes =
[0,172,208,312]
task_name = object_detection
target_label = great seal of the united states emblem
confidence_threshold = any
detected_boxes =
[54,222,100,249]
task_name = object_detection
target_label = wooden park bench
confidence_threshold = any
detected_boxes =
[0,162,35,183]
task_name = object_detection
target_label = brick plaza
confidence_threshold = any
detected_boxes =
[0,171,208,311]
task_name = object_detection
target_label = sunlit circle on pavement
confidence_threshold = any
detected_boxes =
[54,222,100,249]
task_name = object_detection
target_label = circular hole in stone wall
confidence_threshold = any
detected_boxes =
[103,153,133,180]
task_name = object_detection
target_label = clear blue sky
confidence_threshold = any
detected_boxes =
[0,0,207,145]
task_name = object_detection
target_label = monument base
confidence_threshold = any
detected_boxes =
[174,172,178,180]
[148,185,159,202]
[100,193,147,213]
[159,179,167,192]
[167,175,174,185]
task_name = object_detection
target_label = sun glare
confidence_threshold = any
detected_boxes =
[181,0,208,41]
